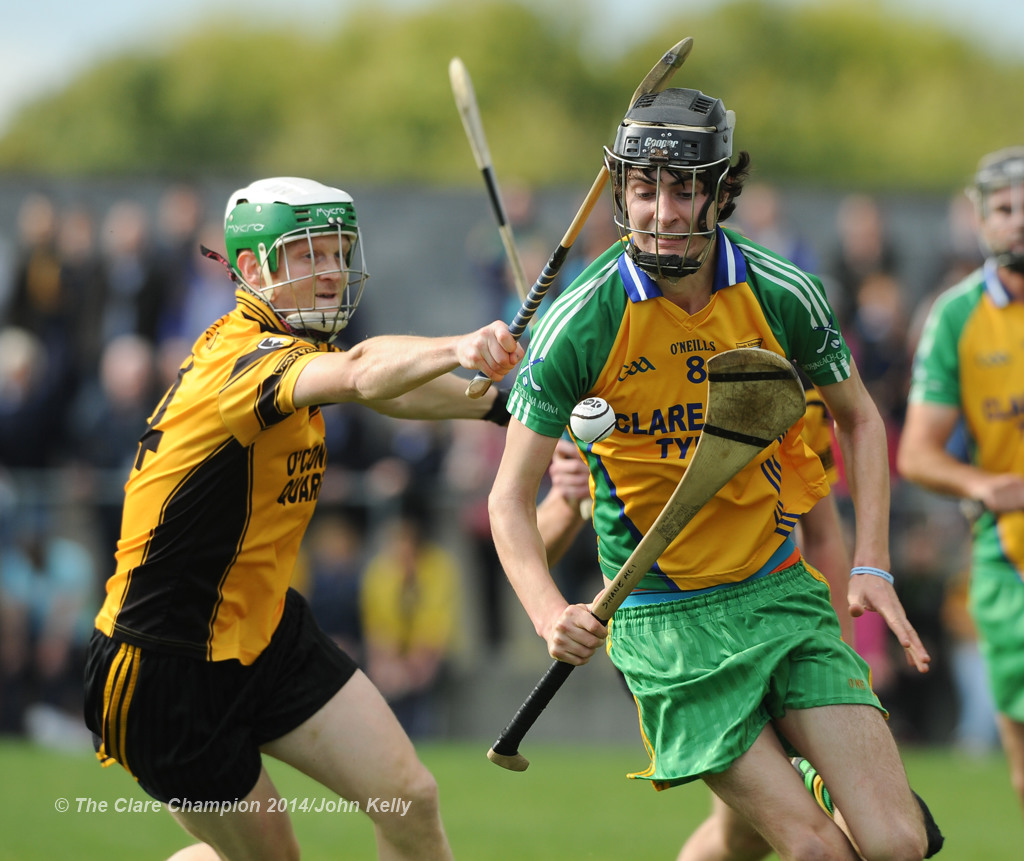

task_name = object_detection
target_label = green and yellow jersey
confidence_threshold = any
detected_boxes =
[509,227,846,593]
[908,263,1024,577]
[95,290,333,664]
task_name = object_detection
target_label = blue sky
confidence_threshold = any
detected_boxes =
[1,0,1022,135]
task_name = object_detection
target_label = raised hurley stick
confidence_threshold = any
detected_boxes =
[486,348,805,771]
[449,56,531,304]
[466,37,694,399]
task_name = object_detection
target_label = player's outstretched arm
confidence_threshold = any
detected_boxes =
[366,373,508,422]
[292,321,523,409]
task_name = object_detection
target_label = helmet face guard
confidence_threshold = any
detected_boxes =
[605,88,735,279]
[224,177,369,342]
[969,147,1024,274]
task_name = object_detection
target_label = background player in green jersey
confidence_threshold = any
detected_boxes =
[489,85,939,860]
[899,147,1024,819]
[84,177,523,861]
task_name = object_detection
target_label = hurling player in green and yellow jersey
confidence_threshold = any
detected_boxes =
[489,86,938,860]
[83,177,522,861]
[900,147,1024,820]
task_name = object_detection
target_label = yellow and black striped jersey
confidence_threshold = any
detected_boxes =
[95,290,334,664]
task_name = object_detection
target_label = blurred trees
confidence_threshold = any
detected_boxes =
[0,0,1021,191]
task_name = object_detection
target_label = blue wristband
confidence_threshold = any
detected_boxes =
[850,565,894,585]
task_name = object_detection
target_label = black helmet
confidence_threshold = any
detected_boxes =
[605,88,736,278]
[611,88,733,168]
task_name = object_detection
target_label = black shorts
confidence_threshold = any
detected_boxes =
[83,588,358,803]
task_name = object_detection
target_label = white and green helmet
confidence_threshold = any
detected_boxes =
[224,176,368,342]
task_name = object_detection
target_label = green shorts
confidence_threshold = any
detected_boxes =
[608,560,882,789]
[969,566,1024,721]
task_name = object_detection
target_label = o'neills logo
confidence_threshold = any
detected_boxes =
[644,137,679,150]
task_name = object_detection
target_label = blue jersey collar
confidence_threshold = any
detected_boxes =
[617,227,747,303]
[983,258,1013,308]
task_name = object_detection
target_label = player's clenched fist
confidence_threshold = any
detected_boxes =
[457,320,524,380]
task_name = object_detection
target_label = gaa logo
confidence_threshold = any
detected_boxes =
[618,356,656,380]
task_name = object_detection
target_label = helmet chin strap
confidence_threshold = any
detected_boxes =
[630,249,705,278]
[200,245,241,284]
[283,310,348,343]
[995,250,1024,275]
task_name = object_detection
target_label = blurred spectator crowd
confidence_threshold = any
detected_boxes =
[0,179,1001,756]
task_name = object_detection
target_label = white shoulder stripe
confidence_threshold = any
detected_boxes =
[621,254,654,300]
[529,261,617,359]
[746,259,829,328]
[723,236,739,284]
[735,240,833,328]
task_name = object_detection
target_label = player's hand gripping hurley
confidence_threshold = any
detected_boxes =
[463,37,694,398]
[487,348,806,771]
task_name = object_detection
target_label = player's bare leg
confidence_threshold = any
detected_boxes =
[996,713,1024,817]
[167,766,299,861]
[776,704,928,860]
[262,669,454,861]
[677,794,771,861]
[704,726,859,861]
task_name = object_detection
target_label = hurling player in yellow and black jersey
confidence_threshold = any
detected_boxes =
[489,85,940,860]
[83,177,523,861]
[900,147,1024,819]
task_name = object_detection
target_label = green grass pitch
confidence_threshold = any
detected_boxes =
[0,739,1017,859]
